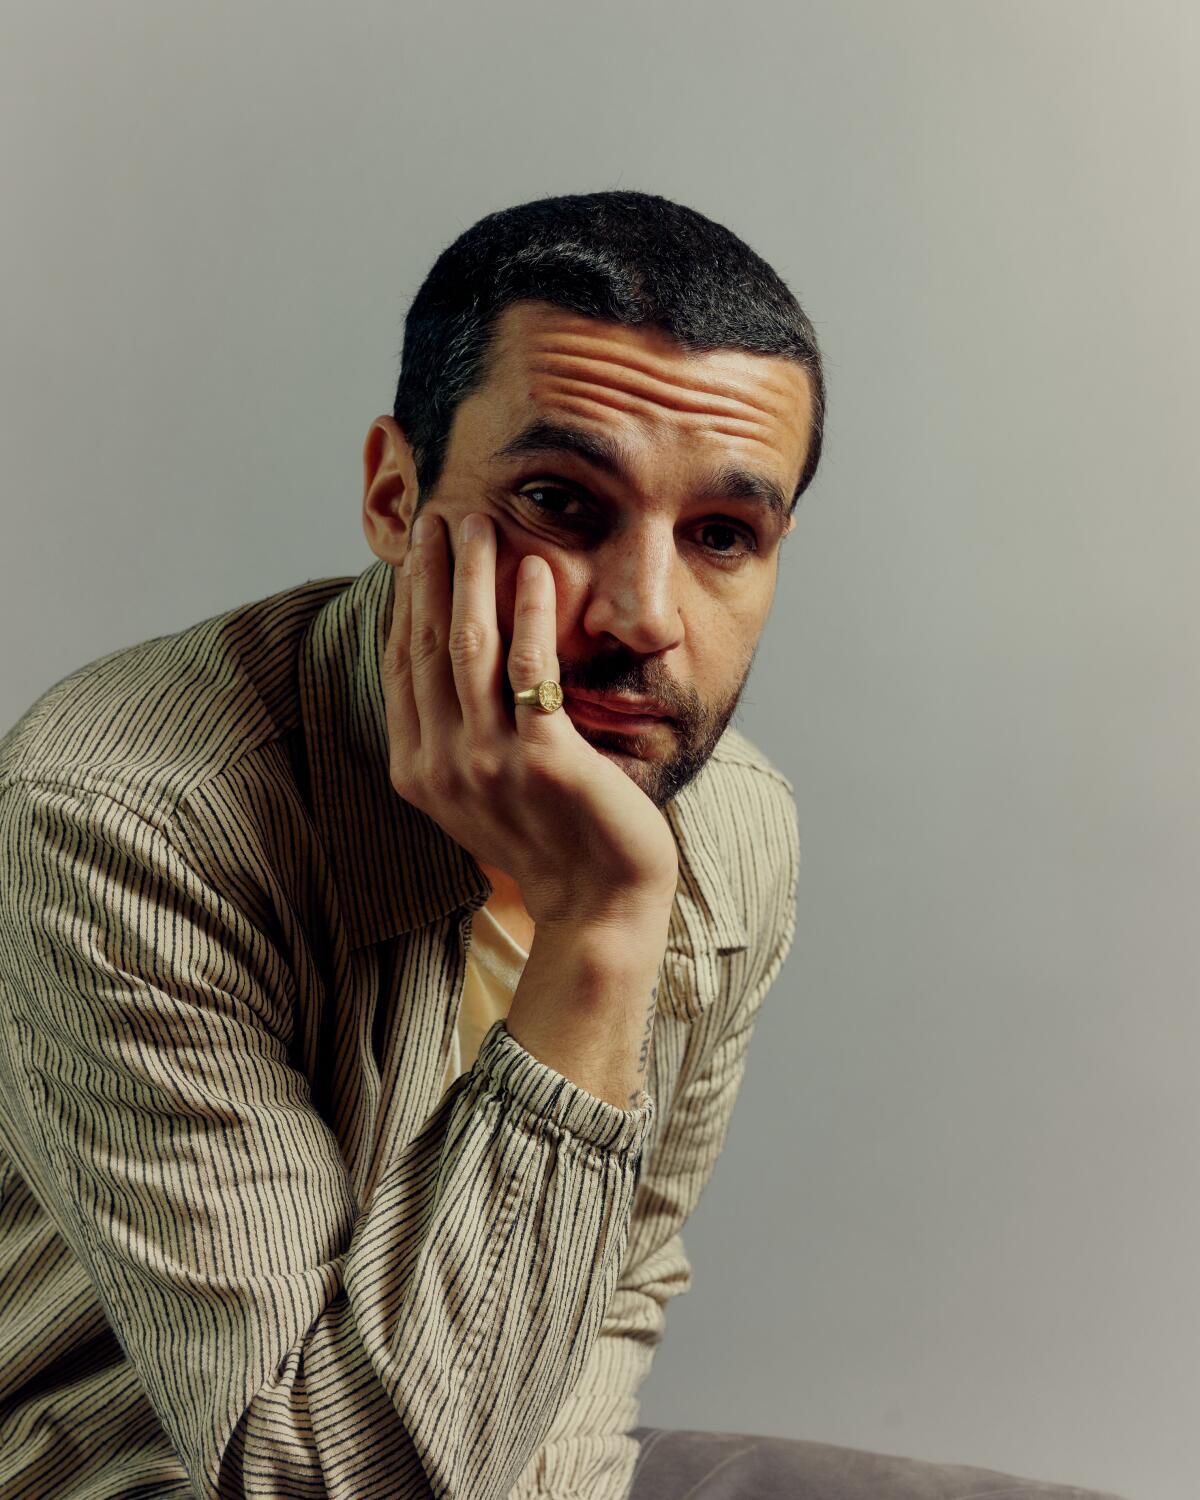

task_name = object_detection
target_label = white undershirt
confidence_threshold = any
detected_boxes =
[442,902,531,1096]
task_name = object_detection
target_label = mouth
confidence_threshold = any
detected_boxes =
[564,691,672,733]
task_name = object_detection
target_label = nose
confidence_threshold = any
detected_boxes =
[578,519,685,656]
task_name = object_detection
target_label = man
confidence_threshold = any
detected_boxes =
[0,191,1127,1499]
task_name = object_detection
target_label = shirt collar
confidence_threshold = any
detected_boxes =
[299,557,747,1013]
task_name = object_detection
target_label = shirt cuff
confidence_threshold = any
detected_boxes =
[472,1019,655,1157]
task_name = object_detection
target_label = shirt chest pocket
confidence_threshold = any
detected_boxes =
[657,947,729,1023]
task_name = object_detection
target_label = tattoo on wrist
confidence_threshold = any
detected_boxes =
[628,982,658,1108]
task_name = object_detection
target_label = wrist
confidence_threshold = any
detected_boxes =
[534,899,674,954]
[507,914,668,1108]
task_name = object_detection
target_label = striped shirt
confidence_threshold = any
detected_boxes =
[0,556,800,1500]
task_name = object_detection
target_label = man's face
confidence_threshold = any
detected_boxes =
[364,299,814,809]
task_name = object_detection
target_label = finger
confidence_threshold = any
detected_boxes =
[506,552,564,742]
[408,511,458,737]
[447,512,505,742]
[384,555,420,757]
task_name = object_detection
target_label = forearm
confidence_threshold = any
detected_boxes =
[220,1019,656,1498]
[503,913,671,1110]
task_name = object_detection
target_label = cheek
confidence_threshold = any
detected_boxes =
[694,598,767,680]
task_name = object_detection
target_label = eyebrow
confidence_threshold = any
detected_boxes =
[489,418,792,525]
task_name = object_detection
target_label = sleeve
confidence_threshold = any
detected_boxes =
[0,778,655,1500]
[506,791,801,1499]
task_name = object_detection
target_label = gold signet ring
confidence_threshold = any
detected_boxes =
[513,680,564,713]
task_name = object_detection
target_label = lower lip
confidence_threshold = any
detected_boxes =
[566,697,670,732]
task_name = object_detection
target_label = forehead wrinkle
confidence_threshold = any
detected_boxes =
[531,370,776,432]
[495,303,807,410]
[527,348,795,429]
[527,392,780,455]
[526,327,800,403]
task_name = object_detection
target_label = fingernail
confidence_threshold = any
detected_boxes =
[461,513,484,543]
[413,513,435,544]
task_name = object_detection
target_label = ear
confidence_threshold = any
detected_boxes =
[362,417,420,564]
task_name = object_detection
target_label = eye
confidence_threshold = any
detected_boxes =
[696,521,757,562]
[516,482,759,564]
[518,483,581,519]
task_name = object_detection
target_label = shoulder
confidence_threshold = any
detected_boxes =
[701,724,800,878]
[709,723,796,796]
[674,724,800,992]
[0,573,349,818]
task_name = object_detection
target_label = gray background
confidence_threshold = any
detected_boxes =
[2,4,1194,1497]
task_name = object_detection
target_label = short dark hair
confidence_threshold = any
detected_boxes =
[393,190,825,518]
